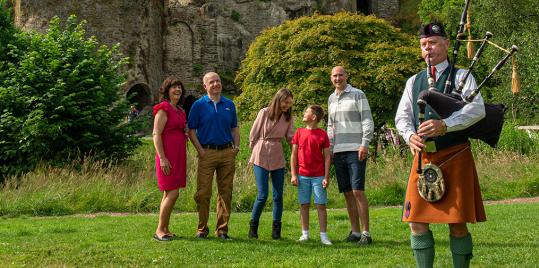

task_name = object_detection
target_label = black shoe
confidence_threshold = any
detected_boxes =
[218,233,232,240]
[153,233,173,241]
[248,220,259,239]
[272,220,282,240]
[195,232,208,239]
[344,231,361,242]
[357,233,373,245]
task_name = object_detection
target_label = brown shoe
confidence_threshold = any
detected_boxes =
[195,232,208,239]
[217,233,232,240]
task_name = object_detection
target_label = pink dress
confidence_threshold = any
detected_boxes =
[153,101,187,191]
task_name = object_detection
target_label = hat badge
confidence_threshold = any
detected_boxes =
[431,25,440,34]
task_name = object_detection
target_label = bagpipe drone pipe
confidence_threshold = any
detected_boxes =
[417,0,519,149]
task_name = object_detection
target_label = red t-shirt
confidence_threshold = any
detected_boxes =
[291,128,330,177]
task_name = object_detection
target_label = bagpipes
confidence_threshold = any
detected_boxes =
[417,0,519,149]
[415,0,519,202]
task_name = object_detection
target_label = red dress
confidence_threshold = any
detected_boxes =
[153,101,187,191]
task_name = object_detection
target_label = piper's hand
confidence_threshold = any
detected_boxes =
[408,134,425,153]
[160,157,171,176]
[418,119,444,138]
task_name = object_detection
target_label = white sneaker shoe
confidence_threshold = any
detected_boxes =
[297,234,309,242]
[320,237,333,245]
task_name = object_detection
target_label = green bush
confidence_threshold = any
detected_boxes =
[472,121,539,155]
[0,1,14,53]
[231,10,241,22]
[235,12,423,128]
[418,0,539,123]
[0,1,18,76]
[0,15,140,180]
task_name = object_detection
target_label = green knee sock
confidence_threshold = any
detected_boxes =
[411,231,435,268]
[450,233,473,268]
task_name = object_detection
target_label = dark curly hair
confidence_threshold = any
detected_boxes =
[159,76,185,105]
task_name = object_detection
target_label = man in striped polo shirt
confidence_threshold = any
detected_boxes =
[327,66,375,245]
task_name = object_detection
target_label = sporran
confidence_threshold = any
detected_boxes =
[417,163,445,202]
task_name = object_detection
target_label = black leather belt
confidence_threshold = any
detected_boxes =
[201,143,232,150]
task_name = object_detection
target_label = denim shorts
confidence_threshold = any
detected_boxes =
[298,175,328,205]
[333,151,367,192]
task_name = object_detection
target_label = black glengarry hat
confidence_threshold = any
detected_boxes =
[419,22,447,38]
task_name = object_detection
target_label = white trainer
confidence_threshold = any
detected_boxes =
[320,237,333,245]
[297,234,309,242]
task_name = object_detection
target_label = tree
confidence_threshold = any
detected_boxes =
[235,12,423,128]
[0,15,140,180]
[418,0,539,123]
[0,0,17,76]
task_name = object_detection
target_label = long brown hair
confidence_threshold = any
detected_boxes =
[159,76,185,106]
[268,88,293,122]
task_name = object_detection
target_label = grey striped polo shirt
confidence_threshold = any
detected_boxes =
[327,84,374,153]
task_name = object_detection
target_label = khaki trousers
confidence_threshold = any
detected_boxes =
[194,148,236,235]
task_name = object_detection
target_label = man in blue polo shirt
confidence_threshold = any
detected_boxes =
[188,72,240,240]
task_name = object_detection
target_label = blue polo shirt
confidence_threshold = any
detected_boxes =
[188,95,238,146]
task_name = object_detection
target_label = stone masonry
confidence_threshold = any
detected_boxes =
[10,0,399,108]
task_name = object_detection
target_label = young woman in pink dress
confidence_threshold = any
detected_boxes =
[152,77,187,241]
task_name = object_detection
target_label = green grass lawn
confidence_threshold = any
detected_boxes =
[2,134,537,218]
[1,203,537,267]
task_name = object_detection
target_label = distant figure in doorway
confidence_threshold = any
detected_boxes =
[128,105,140,122]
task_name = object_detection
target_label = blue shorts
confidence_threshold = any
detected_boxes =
[333,151,367,192]
[298,176,328,205]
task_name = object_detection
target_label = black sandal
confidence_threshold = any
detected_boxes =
[153,233,173,241]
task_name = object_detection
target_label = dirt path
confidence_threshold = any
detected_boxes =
[73,196,539,218]
[484,196,539,205]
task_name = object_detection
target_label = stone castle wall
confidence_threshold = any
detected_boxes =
[11,0,399,107]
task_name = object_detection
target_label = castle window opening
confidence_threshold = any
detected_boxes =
[357,0,371,15]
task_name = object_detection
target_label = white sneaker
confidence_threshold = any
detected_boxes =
[297,234,309,242]
[320,237,333,245]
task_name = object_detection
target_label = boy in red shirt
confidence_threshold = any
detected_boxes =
[291,105,332,245]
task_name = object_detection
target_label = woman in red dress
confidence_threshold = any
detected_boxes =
[152,77,187,241]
